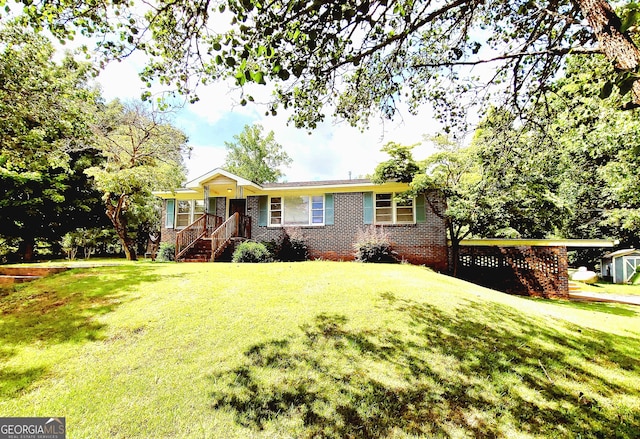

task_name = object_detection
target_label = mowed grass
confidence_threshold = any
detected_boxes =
[577,281,640,297]
[0,261,639,438]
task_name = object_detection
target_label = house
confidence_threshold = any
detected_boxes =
[153,168,448,269]
[601,249,640,283]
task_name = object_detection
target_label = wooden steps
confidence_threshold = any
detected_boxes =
[178,237,249,262]
[179,238,213,262]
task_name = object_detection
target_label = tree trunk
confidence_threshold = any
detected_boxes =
[18,236,35,262]
[574,0,640,107]
[449,223,461,278]
[105,192,138,261]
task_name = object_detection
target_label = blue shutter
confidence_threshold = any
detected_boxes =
[258,196,268,226]
[363,192,374,225]
[325,194,334,225]
[166,199,175,229]
[415,193,426,223]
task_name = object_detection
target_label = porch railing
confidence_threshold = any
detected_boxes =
[176,213,222,261]
[211,212,241,261]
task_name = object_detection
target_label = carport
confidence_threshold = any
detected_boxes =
[456,239,617,299]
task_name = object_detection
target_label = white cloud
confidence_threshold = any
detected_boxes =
[96,53,149,101]
[254,105,441,182]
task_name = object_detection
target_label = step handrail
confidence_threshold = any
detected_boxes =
[211,212,240,261]
[176,213,222,260]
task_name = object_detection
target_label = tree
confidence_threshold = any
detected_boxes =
[373,133,567,275]
[0,22,108,261]
[85,100,189,260]
[4,0,640,130]
[487,54,640,263]
[223,124,292,184]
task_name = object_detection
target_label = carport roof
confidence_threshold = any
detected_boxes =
[457,239,618,248]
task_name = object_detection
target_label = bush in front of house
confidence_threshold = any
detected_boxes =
[157,242,176,262]
[232,241,272,263]
[278,228,309,262]
[353,226,397,263]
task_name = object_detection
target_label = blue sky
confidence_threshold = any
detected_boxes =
[96,52,443,183]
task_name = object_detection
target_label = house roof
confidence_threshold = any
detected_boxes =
[458,239,619,248]
[262,178,372,188]
[602,248,640,259]
[153,167,406,196]
[184,168,261,190]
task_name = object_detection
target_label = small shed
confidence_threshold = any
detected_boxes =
[601,249,640,284]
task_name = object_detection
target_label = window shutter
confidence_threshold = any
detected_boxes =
[416,193,426,223]
[325,194,334,225]
[165,199,175,229]
[363,192,374,225]
[258,196,268,226]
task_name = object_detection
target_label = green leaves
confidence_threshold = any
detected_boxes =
[620,3,640,33]
[223,124,291,184]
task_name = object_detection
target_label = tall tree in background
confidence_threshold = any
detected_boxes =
[479,54,640,263]
[3,0,639,131]
[85,100,189,260]
[223,124,292,184]
[0,22,106,261]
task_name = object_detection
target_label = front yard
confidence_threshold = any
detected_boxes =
[0,261,638,438]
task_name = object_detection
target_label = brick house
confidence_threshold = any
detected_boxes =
[153,168,448,269]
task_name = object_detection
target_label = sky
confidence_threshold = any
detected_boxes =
[95,53,445,183]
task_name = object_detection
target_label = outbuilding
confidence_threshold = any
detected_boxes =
[601,249,640,284]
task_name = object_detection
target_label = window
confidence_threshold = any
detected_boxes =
[175,199,206,228]
[270,197,282,225]
[375,193,414,224]
[176,200,192,228]
[270,195,325,226]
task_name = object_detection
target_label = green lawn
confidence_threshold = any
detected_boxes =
[576,281,640,296]
[1,261,639,438]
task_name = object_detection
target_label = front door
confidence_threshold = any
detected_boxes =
[229,199,248,238]
[229,199,246,217]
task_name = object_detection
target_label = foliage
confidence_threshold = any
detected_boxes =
[0,21,98,166]
[276,228,309,262]
[85,100,189,260]
[353,226,396,263]
[232,241,272,263]
[4,0,640,130]
[475,54,640,263]
[59,233,79,261]
[0,23,108,261]
[223,124,292,184]
[0,262,638,437]
[372,142,419,184]
[157,242,176,262]
[60,228,118,260]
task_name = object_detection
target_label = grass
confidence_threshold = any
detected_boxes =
[0,261,639,438]
[575,281,640,297]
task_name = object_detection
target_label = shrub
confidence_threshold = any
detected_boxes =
[232,241,271,263]
[353,226,397,263]
[157,242,176,262]
[278,228,309,262]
